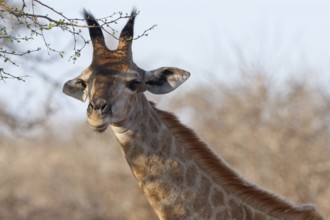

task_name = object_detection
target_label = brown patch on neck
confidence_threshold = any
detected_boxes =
[152,104,323,220]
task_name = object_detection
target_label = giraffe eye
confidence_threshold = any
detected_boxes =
[126,80,146,93]
[126,80,142,91]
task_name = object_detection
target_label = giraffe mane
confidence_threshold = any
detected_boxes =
[152,103,322,220]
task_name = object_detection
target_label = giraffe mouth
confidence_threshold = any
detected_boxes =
[89,122,110,133]
[87,116,111,133]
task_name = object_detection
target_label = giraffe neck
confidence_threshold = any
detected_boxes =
[112,96,185,219]
[111,95,323,220]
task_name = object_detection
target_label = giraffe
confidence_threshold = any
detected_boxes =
[63,9,324,220]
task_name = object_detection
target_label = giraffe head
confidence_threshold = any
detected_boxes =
[63,9,190,132]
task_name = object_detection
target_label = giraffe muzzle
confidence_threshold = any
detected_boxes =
[87,97,111,132]
[88,97,111,115]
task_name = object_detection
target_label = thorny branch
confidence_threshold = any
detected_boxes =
[0,0,157,81]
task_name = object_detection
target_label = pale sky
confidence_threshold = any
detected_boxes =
[1,0,330,128]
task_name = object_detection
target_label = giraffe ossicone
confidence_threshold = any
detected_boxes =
[63,9,324,220]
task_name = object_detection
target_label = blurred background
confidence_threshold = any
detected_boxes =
[1,0,330,219]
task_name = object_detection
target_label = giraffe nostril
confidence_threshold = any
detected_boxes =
[89,98,110,114]
[87,102,93,114]
[100,102,109,113]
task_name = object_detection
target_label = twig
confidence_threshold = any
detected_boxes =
[0,0,157,80]
[0,67,27,82]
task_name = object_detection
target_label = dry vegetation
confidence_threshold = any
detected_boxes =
[0,74,329,219]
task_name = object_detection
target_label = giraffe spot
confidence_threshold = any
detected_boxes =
[128,146,145,161]
[193,176,212,219]
[174,203,188,217]
[193,188,212,219]
[175,144,186,161]
[160,136,173,156]
[215,209,231,220]
[211,188,225,207]
[139,124,149,142]
[132,162,147,182]
[145,155,166,177]
[185,163,198,187]
[149,116,160,131]
[143,182,170,205]
[129,152,148,181]
[150,138,161,151]
[228,198,244,219]
[162,202,188,220]
[200,175,211,197]
[145,154,161,166]
[183,190,195,202]
[167,160,184,185]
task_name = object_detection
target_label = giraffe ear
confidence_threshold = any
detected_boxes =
[144,67,190,94]
[63,78,89,102]
[63,68,93,102]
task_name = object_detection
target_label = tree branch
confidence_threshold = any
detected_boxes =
[0,0,157,80]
